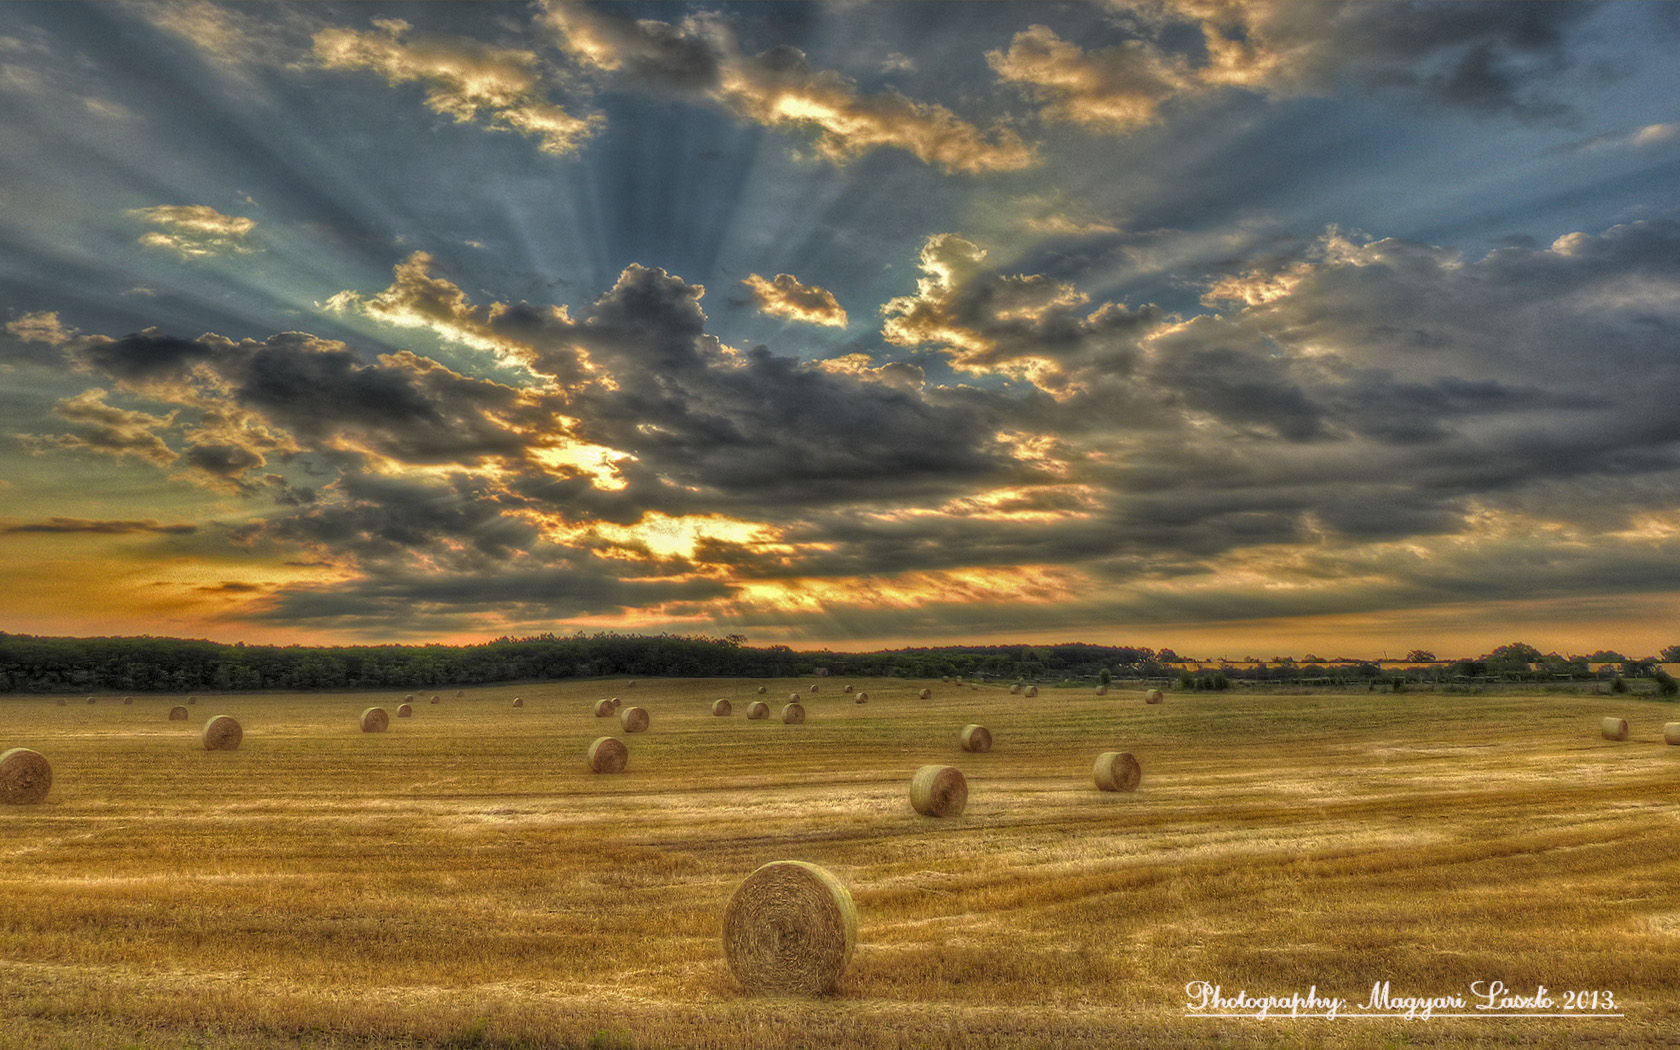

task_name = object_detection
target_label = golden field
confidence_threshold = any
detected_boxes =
[3,679,1679,1049]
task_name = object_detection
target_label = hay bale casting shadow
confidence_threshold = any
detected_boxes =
[722,860,857,996]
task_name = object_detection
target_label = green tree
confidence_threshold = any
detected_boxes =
[1404,649,1436,662]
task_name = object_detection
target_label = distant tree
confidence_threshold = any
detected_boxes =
[1586,650,1628,663]
[1303,654,1325,663]
[1484,642,1542,665]
[1653,669,1679,698]
[1660,645,1680,663]
[1099,667,1111,687]
[1404,649,1436,663]
[1158,648,1181,663]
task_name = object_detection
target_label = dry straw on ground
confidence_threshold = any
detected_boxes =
[712,699,732,716]
[1602,717,1629,741]
[594,699,615,717]
[960,724,992,753]
[918,688,932,700]
[0,747,52,804]
[721,860,857,996]
[588,736,628,774]
[747,700,769,720]
[782,702,806,724]
[397,704,412,718]
[1145,688,1164,704]
[1666,722,1680,746]
[202,715,242,751]
[167,706,188,721]
[620,706,649,733]
[909,764,967,817]
[54,698,65,706]
[360,707,389,733]
[1093,751,1142,792]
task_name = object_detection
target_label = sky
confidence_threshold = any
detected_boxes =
[2,1,1679,660]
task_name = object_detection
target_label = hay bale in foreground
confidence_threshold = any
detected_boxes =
[1145,688,1164,704]
[167,706,188,721]
[620,706,649,733]
[918,688,932,700]
[588,736,628,774]
[512,697,525,708]
[1601,717,1629,741]
[1093,751,1141,792]
[910,764,967,817]
[361,707,389,732]
[855,691,868,704]
[0,748,52,804]
[595,699,616,717]
[960,724,992,753]
[722,860,857,996]
[397,703,413,718]
[712,698,732,716]
[747,700,770,720]
[202,715,242,751]
[1665,722,1680,746]
[782,702,806,724]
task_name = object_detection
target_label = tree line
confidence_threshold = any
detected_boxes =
[1,632,1673,695]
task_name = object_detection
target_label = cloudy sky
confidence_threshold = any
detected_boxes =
[2,1,1678,658]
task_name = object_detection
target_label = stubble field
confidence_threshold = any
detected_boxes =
[3,678,1679,1049]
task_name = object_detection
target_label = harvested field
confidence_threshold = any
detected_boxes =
[2,679,1679,1048]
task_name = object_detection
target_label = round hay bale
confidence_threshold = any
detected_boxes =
[588,736,628,774]
[1601,716,1629,741]
[722,860,856,996]
[595,699,616,718]
[620,706,649,733]
[1025,686,1039,698]
[361,707,389,733]
[782,702,806,724]
[1096,685,1108,696]
[405,694,415,702]
[809,684,819,693]
[86,697,96,705]
[55,698,65,706]
[960,724,992,753]
[123,696,133,705]
[788,692,802,703]
[855,691,868,704]
[756,685,767,694]
[910,764,967,817]
[843,684,854,694]
[611,697,621,708]
[941,676,949,683]
[0,748,52,804]
[202,715,242,751]
[628,680,637,688]
[512,697,525,709]
[1093,751,1142,792]
[430,695,440,704]
[712,698,732,716]
[455,690,464,697]
[918,688,932,700]
[167,706,188,721]
[1010,684,1021,695]
[397,703,413,718]
[747,700,770,720]
[187,696,197,705]
[1665,723,1680,746]
[1145,688,1164,704]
